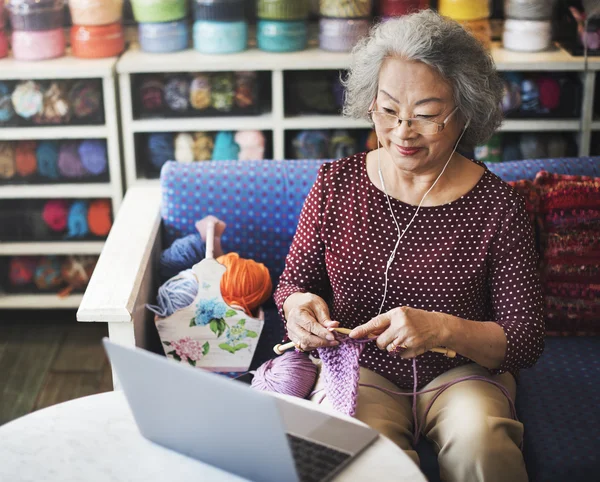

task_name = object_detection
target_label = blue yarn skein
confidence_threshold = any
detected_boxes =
[148,133,175,169]
[147,269,199,318]
[212,131,240,160]
[79,140,108,175]
[36,141,60,179]
[159,232,206,281]
[67,201,89,238]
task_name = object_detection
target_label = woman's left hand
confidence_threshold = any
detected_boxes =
[348,306,449,359]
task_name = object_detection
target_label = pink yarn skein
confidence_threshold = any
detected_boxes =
[235,130,265,161]
[42,199,69,232]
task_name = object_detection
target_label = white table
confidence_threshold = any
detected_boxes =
[0,391,426,482]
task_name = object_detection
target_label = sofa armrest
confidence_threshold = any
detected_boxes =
[77,185,162,351]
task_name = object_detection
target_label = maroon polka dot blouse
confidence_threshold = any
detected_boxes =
[274,152,545,389]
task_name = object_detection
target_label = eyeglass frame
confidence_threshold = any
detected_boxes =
[367,103,460,135]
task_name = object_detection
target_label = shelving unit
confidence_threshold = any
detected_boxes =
[0,54,123,309]
[117,41,600,187]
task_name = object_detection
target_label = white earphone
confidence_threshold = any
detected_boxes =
[375,118,470,316]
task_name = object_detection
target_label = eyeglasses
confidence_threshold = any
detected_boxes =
[368,105,459,136]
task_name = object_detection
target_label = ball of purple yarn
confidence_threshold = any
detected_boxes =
[251,351,318,399]
[159,233,206,281]
[78,140,107,175]
[58,141,86,178]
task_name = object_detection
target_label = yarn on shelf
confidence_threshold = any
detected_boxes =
[36,141,60,179]
[34,255,63,290]
[15,141,37,177]
[59,255,97,295]
[165,76,190,112]
[0,142,16,180]
[35,81,71,125]
[140,77,165,113]
[58,141,87,178]
[212,131,240,160]
[193,132,214,161]
[79,140,108,175]
[235,130,265,160]
[67,200,90,238]
[174,133,195,163]
[42,199,69,232]
[11,80,44,119]
[189,74,211,110]
[87,199,112,236]
[9,256,38,286]
[211,73,235,112]
[69,80,102,120]
[148,132,175,169]
[0,81,15,123]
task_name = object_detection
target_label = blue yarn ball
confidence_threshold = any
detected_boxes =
[148,133,175,169]
[147,269,199,318]
[0,82,15,123]
[36,141,60,179]
[67,201,89,238]
[159,233,206,281]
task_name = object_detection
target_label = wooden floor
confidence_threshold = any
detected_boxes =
[0,309,112,426]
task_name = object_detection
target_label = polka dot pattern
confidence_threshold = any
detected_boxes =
[274,152,545,389]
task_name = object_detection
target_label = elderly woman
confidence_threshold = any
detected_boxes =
[273,9,544,482]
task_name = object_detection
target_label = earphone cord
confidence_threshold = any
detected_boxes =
[373,128,521,448]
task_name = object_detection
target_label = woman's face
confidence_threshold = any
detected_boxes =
[373,57,464,173]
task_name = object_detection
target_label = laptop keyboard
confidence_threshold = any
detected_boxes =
[286,433,352,482]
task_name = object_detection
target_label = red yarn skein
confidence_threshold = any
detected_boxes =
[42,200,69,232]
[15,141,37,177]
[88,199,112,236]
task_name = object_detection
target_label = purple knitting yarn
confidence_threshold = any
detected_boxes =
[58,141,86,178]
[251,351,318,398]
[8,0,65,32]
[78,140,107,175]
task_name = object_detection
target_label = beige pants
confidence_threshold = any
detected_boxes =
[311,363,527,482]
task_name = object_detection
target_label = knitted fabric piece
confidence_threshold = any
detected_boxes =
[316,339,365,417]
[534,171,600,212]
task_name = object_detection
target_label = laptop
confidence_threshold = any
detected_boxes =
[102,339,379,482]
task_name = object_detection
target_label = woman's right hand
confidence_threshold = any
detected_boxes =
[283,292,340,351]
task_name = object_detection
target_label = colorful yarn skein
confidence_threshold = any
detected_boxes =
[36,141,60,179]
[78,140,108,175]
[34,256,63,290]
[148,133,175,169]
[0,81,15,123]
[174,133,195,163]
[15,141,37,177]
[193,132,214,161]
[160,233,206,280]
[147,268,199,318]
[35,81,71,125]
[235,130,265,160]
[58,141,87,178]
[212,131,240,160]
[42,199,69,232]
[87,199,112,236]
[59,255,97,296]
[69,81,102,120]
[66,201,89,238]
[0,142,16,180]
[9,256,38,286]
[216,252,272,318]
[251,350,318,398]
[11,81,44,119]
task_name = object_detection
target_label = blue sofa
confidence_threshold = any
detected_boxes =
[156,156,600,481]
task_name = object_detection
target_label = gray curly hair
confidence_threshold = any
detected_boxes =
[343,10,504,150]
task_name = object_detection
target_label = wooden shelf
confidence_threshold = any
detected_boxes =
[0,293,83,309]
[0,183,113,199]
[0,242,105,256]
[131,114,274,133]
[0,125,108,141]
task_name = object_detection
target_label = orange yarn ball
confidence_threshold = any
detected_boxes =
[15,140,37,177]
[87,199,112,236]
[216,252,272,318]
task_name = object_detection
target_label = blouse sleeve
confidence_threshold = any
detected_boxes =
[273,164,332,333]
[487,197,545,375]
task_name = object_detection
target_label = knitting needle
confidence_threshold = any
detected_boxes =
[273,327,456,358]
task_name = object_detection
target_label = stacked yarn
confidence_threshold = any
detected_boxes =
[69,0,125,59]
[257,0,309,52]
[40,199,112,238]
[146,129,266,169]
[380,0,429,18]
[133,0,189,53]
[193,0,248,54]
[474,132,570,164]
[0,139,108,182]
[503,1,553,52]
[6,255,97,293]
[319,0,371,52]
[437,0,491,49]
[292,129,361,159]
[8,0,66,61]
[150,251,272,319]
